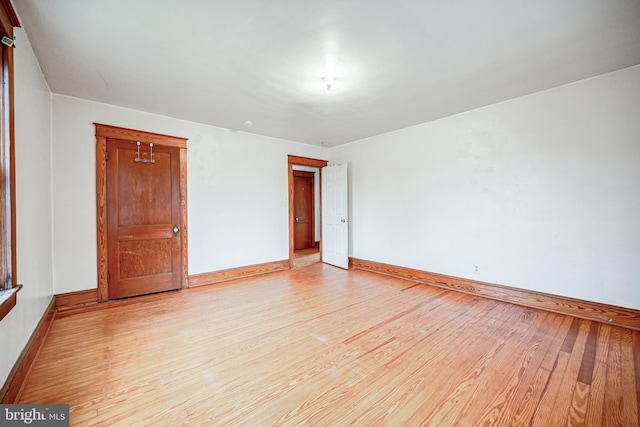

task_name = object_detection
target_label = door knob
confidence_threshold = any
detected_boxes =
[173,225,179,236]
[295,217,299,222]
[341,219,348,223]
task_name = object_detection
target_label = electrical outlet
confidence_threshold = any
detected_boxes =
[474,265,479,274]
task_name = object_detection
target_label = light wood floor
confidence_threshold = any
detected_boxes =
[19,263,639,426]
[294,247,321,268]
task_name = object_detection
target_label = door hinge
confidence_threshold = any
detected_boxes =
[105,151,109,161]
[107,272,110,283]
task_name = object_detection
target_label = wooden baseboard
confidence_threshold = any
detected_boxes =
[55,288,185,319]
[55,288,98,311]
[350,257,640,331]
[1,296,56,403]
[189,260,290,287]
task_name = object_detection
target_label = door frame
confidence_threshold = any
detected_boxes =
[95,123,189,302]
[287,155,328,268]
[293,170,316,250]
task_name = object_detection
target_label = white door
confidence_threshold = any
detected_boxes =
[322,163,349,269]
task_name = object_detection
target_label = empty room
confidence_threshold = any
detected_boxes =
[1,0,639,425]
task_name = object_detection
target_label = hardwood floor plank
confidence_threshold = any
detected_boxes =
[620,328,639,425]
[584,323,610,427]
[530,351,572,426]
[14,263,640,426]
[540,315,575,371]
[219,288,493,425]
[511,364,555,427]
[577,321,600,385]
[310,309,503,424]
[288,299,513,426]
[174,274,435,424]
[603,326,627,426]
[568,381,590,426]
[561,316,583,353]
[548,320,592,425]
[450,311,560,426]
[505,315,575,426]
[360,305,532,425]
[468,313,570,426]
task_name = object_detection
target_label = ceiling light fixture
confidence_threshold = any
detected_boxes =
[322,76,336,93]
[243,120,254,126]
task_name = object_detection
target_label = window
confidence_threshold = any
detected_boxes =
[0,0,21,321]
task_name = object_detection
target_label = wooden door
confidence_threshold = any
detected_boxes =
[322,163,349,269]
[293,171,314,250]
[106,138,183,299]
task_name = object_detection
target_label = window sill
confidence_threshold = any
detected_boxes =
[0,284,22,322]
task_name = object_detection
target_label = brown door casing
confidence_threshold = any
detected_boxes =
[293,170,314,250]
[95,124,188,302]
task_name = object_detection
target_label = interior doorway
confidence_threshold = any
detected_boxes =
[95,124,189,302]
[292,169,317,250]
[287,155,328,268]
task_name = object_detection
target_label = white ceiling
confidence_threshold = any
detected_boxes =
[13,0,640,146]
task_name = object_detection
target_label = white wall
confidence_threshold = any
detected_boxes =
[330,65,640,310]
[51,95,326,294]
[0,28,54,388]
